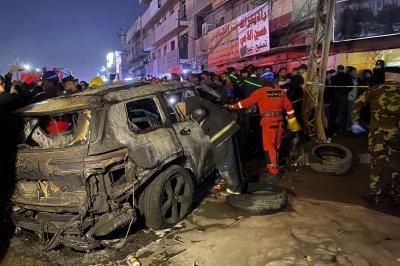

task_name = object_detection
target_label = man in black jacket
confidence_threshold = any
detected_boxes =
[181,96,242,194]
[243,67,262,98]
[329,65,353,134]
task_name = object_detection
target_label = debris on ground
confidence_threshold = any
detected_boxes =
[126,254,141,266]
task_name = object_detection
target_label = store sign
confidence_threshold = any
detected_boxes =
[333,0,400,42]
[208,20,239,67]
[153,59,159,75]
[237,4,270,58]
[212,0,229,9]
[167,49,179,69]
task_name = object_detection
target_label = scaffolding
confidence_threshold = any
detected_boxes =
[301,0,336,141]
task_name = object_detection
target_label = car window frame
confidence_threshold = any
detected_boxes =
[124,95,167,133]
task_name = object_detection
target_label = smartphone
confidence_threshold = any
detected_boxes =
[18,68,24,71]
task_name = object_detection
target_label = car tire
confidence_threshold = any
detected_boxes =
[228,183,287,215]
[308,143,352,175]
[139,165,194,230]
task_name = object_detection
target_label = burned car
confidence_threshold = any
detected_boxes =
[10,81,246,251]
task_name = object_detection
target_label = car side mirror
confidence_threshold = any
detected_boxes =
[180,128,191,135]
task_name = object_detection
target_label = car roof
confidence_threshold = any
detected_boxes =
[14,81,198,115]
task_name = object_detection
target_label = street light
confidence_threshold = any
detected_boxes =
[24,65,30,70]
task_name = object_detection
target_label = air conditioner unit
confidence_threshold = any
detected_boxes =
[202,23,217,36]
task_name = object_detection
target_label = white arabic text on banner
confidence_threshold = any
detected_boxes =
[237,4,270,58]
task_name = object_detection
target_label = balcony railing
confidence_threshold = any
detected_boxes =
[186,0,212,18]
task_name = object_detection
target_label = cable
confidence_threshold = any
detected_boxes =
[57,54,104,69]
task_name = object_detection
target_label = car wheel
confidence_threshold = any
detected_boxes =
[228,183,287,215]
[308,143,352,175]
[139,165,194,230]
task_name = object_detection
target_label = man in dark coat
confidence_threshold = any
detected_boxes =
[182,96,242,194]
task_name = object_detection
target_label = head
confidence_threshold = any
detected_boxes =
[171,73,180,81]
[256,67,263,76]
[80,81,89,90]
[201,70,209,80]
[326,69,336,80]
[226,67,235,75]
[278,68,287,79]
[362,69,372,80]
[250,67,259,76]
[347,66,357,78]
[221,72,229,81]
[384,67,400,83]
[213,75,220,82]
[375,60,385,69]
[298,64,307,75]
[62,75,78,92]
[162,76,168,82]
[291,68,299,76]
[209,72,216,79]
[240,69,249,77]
[88,77,104,89]
[41,71,59,91]
[264,65,273,72]
[0,75,5,92]
[337,65,345,73]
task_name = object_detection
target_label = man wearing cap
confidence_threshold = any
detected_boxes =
[351,66,400,205]
[62,75,79,93]
[370,60,385,86]
[31,71,63,103]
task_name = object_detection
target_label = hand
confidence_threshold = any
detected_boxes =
[223,104,234,109]
[9,65,21,73]
[351,124,365,134]
[287,117,301,132]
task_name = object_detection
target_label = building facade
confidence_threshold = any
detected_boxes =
[125,0,400,78]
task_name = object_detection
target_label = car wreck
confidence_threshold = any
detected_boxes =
[10,81,247,251]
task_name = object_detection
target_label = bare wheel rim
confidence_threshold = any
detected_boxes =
[161,174,191,224]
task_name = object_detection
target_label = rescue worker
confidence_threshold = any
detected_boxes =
[88,77,104,89]
[178,96,242,194]
[225,83,301,180]
[351,66,400,205]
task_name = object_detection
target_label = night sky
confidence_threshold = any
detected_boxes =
[0,0,147,82]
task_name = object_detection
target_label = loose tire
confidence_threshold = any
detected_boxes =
[308,143,352,175]
[228,183,287,215]
[139,165,194,230]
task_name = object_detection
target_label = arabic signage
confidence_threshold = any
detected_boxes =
[333,0,400,42]
[208,20,239,67]
[237,4,270,58]
[212,0,229,9]
[167,49,179,69]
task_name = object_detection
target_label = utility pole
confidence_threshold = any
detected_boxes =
[117,20,129,80]
[302,0,336,141]
[15,54,20,80]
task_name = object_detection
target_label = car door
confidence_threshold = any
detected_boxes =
[158,91,214,180]
[120,96,184,169]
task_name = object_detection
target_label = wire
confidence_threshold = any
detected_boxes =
[57,55,104,69]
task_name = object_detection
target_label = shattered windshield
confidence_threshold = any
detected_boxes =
[16,108,94,149]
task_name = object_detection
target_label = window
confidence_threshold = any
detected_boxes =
[126,98,162,131]
[171,40,175,51]
[157,49,161,59]
[163,45,167,55]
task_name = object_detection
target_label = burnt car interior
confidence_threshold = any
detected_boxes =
[126,98,161,131]
[17,111,91,149]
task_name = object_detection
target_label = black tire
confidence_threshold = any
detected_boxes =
[228,183,287,215]
[139,165,194,230]
[308,143,352,175]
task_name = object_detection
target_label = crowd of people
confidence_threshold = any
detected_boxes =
[0,66,104,114]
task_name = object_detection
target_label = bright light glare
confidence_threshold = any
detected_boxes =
[24,65,30,70]
[169,98,176,104]
[183,70,187,74]
[35,68,40,72]
[124,77,133,81]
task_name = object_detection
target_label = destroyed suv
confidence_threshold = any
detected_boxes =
[10,81,246,251]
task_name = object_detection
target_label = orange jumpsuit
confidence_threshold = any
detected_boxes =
[233,87,295,174]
